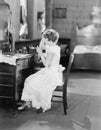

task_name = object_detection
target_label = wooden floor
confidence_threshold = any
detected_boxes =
[67,93,101,130]
[67,71,101,130]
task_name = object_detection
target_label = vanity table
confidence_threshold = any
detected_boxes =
[0,53,32,115]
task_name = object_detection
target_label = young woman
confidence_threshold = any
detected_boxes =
[18,29,64,112]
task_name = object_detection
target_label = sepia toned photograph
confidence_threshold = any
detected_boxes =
[0,0,101,130]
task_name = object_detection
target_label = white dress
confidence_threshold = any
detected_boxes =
[21,45,64,112]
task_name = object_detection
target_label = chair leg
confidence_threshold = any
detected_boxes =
[63,89,68,115]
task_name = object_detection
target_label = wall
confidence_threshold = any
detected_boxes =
[27,0,45,39]
[33,0,45,39]
[45,0,53,28]
[27,0,34,39]
[3,0,101,41]
[52,0,101,38]
[5,0,20,41]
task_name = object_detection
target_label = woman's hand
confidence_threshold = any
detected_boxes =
[36,46,42,56]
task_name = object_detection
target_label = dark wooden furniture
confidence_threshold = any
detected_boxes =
[15,39,40,49]
[0,54,32,115]
[59,43,70,69]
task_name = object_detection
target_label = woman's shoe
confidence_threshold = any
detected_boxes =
[18,102,31,110]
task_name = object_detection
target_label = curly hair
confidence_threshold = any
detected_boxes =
[42,29,59,43]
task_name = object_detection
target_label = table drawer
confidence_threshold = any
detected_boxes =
[0,65,15,74]
[0,76,14,85]
[0,86,14,98]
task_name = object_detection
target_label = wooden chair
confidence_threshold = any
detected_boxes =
[51,52,73,115]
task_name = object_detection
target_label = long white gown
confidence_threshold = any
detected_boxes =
[21,45,64,112]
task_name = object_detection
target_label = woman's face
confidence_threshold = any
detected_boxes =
[43,38,50,46]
